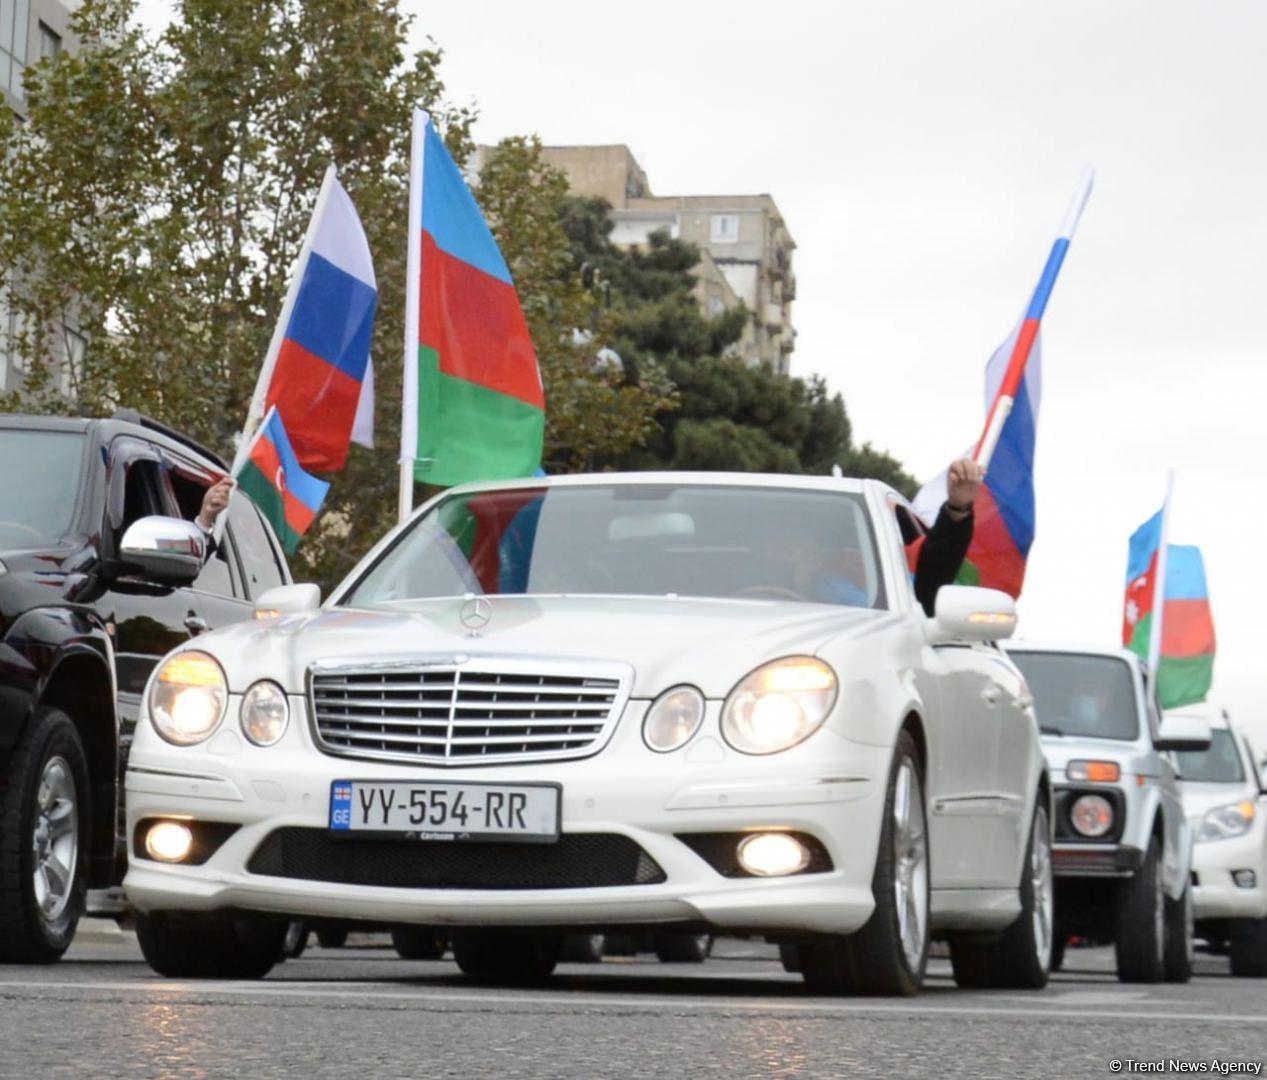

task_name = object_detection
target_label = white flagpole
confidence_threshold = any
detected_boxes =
[231,164,340,474]
[398,108,427,523]
[1147,469,1176,677]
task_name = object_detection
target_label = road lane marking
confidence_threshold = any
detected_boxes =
[0,978,1261,1025]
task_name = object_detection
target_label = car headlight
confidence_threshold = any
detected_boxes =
[1069,793,1114,838]
[643,686,705,753]
[1199,800,1256,843]
[240,680,290,746]
[721,656,837,755]
[149,651,227,746]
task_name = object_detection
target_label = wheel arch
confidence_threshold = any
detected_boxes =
[900,710,928,779]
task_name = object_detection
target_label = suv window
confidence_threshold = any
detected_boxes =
[121,458,167,532]
[228,495,287,597]
[166,454,240,599]
[0,429,84,546]
[1009,652,1140,741]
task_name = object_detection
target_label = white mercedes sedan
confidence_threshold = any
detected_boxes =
[123,473,1052,995]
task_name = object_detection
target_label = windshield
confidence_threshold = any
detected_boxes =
[1175,729,1245,784]
[0,430,85,547]
[1010,652,1139,741]
[344,483,886,609]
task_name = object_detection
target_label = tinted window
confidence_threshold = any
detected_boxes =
[345,484,884,609]
[0,430,84,546]
[1175,729,1245,784]
[1010,652,1139,741]
[166,459,238,598]
[228,495,287,597]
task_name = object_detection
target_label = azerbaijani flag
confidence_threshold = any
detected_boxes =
[1123,510,1216,709]
[235,407,330,554]
[399,110,544,502]
[244,165,378,473]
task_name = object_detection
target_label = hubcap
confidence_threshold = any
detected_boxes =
[893,759,929,971]
[31,756,78,922]
[1031,807,1054,968]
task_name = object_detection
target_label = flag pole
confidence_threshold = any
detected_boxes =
[398,109,427,524]
[973,167,1095,471]
[232,165,339,474]
[1147,469,1176,677]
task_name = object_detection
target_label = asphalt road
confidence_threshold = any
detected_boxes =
[0,929,1263,1079]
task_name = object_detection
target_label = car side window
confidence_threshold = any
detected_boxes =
[121,458,167,533]
[165,453,241,600]
[228,494,288,598]
[889,502,926,599]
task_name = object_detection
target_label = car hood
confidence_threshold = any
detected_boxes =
[1180,779,1259,821]
[1040,735,1157,779]
[193,595,895,698]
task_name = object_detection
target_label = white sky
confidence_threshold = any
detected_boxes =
[137,1,1266,747]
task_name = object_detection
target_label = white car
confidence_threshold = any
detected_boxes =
[123,473,1052,994]
[1176,712,1267,976]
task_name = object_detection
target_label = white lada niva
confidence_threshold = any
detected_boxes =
[124,473,1053,995]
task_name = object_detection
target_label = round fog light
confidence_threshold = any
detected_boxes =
[145,821,193,863]
[1233,870,1258,889]
[736,832,811,877]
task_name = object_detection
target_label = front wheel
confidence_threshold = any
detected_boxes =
[136,912,286,978]
[949,800,1053,989]
[800,729,928,996]
[1115,834,1165,983]
[1163,881,1194,983]
[0,708,90,964]
[451,931,560,982]
[653,933,712,964]
[392,925,447,960]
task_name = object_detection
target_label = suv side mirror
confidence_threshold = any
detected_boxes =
[254,583,321,619]
[928,586,1018,644]
[1155,714,1211,752]
[118,516,206,585]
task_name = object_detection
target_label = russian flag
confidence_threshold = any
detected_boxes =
[235,407,330,554]
[400,111,544,493]
[258,165,377,472]
[1123,513,1216,709]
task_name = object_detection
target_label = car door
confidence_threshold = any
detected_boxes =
[98,437,206,734]
[889,499,1014,887]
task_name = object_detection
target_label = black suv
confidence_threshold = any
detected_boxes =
[0,411,291,961]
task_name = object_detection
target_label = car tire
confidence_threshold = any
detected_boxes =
[778,943,802,973]
[653,933,712,964]
[560,933,607,964]
[391,926,448,960]
[315,927,349,949]
[800,729,928,996]
[451,931,560,982]
[0,707,91,964]
[280,920,310,960]
[1229,918,1267,977]
[1115,834,1165,983]
[136,912,286,978]
[949,801,1053,990]
[1050,935,1066,973]
[1163,881,1194,983]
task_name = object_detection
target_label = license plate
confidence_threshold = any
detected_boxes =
[328,780,560,842]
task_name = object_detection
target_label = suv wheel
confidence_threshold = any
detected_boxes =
[800,730,927,996]
[451,931,560,982]
[1163,881,1194,983]
[1229,918,1267,977]
[0,708,90,963]
[136,912,285,978]
[653,933,712,964]
[392,925,448,960]
[949,800,1053,989]
[1115,834,1165,983]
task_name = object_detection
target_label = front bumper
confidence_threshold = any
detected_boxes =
[1191,824,1267,922]
[1052,843,1144,878]
[124,700,891,936]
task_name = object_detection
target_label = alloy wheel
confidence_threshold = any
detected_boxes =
[31,756,78,921]
[1031,807,1054,970]
[893,759,929,971]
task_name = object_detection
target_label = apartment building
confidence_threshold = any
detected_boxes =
[541,144,796,373]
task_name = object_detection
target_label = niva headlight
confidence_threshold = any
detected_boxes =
[1198,800,1256,843]
[721,657,837,755]
[149,651,228,745]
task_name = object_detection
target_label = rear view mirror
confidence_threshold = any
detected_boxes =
[254,583,321,619]
[928,586,1018,643]
[1155,714,1211,753]
[119,516,206,585]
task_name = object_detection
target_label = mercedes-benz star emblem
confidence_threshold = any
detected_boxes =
[459,595,493,635]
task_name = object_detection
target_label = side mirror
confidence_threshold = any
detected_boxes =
[254,583,321,619]
[118,516,206,585]
[928,585,1018,644]
[1155,714,1212,753]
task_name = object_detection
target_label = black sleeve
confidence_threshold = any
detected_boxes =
[914,504,973,617]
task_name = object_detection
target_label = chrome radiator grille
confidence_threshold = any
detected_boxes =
[308,659,630,766]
